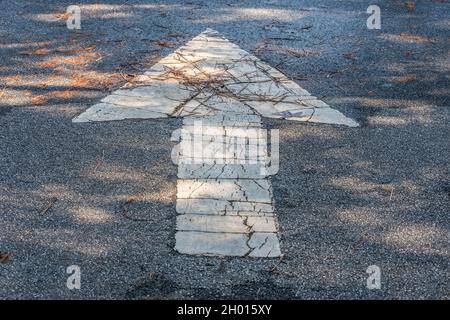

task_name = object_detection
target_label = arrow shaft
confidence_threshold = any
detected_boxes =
[174,103,281,257]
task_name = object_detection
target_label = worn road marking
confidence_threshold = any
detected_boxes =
[73,28,358,258]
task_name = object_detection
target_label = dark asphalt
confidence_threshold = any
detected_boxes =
[0,0,449,299]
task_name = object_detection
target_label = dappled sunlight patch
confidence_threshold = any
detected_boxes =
[280,127,343,142]
[398,32,438,44]
[120,189,174,206]
[382,224,450,257]
[27,13,70,22]
[328,176,381,191]
[33,229,112,257]
[70,71,124,89]
[81,163,174,206]
[231,7,306,21]
[52,90,78,99]
[338,209,384,227]
[70,206,114,224]
[0,75,22,83]
[70,76,91,88]
[73,29,356,126]
[79,3,177,13]
[1,74,71,89]
[37,52,100,68]
[255,44,322,57]
[389,74,417,84]
[19,47,52,56]
[0,88,102,108]
[380,33,438,44]
[327,176,396,200]
[84,161,151,183]
[30,45,100,69]
[61,53,100,66]
[93,11,134,19]
[1,46,127,107]
[43,75,71,87]
[351,161,373,169]
[0,40,52,50]
[416,56,450,72]
[58,44,97,55]
[29,4,177,22]
[31,95,48,106]
[32,183,77,201]
[331,96,432,110]
[368,115,408,125]
[0,89,33,106]
[196,7,306,23]
[330,176,427,201]
[0,83,102,107]
[385,62,410,73]
[53,12,72,21]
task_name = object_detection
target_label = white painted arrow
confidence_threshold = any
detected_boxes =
[73,29,358,258]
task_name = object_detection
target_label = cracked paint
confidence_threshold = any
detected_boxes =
[72,28,359,258]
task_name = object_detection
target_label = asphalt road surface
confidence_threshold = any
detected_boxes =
[0,0,449,299]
